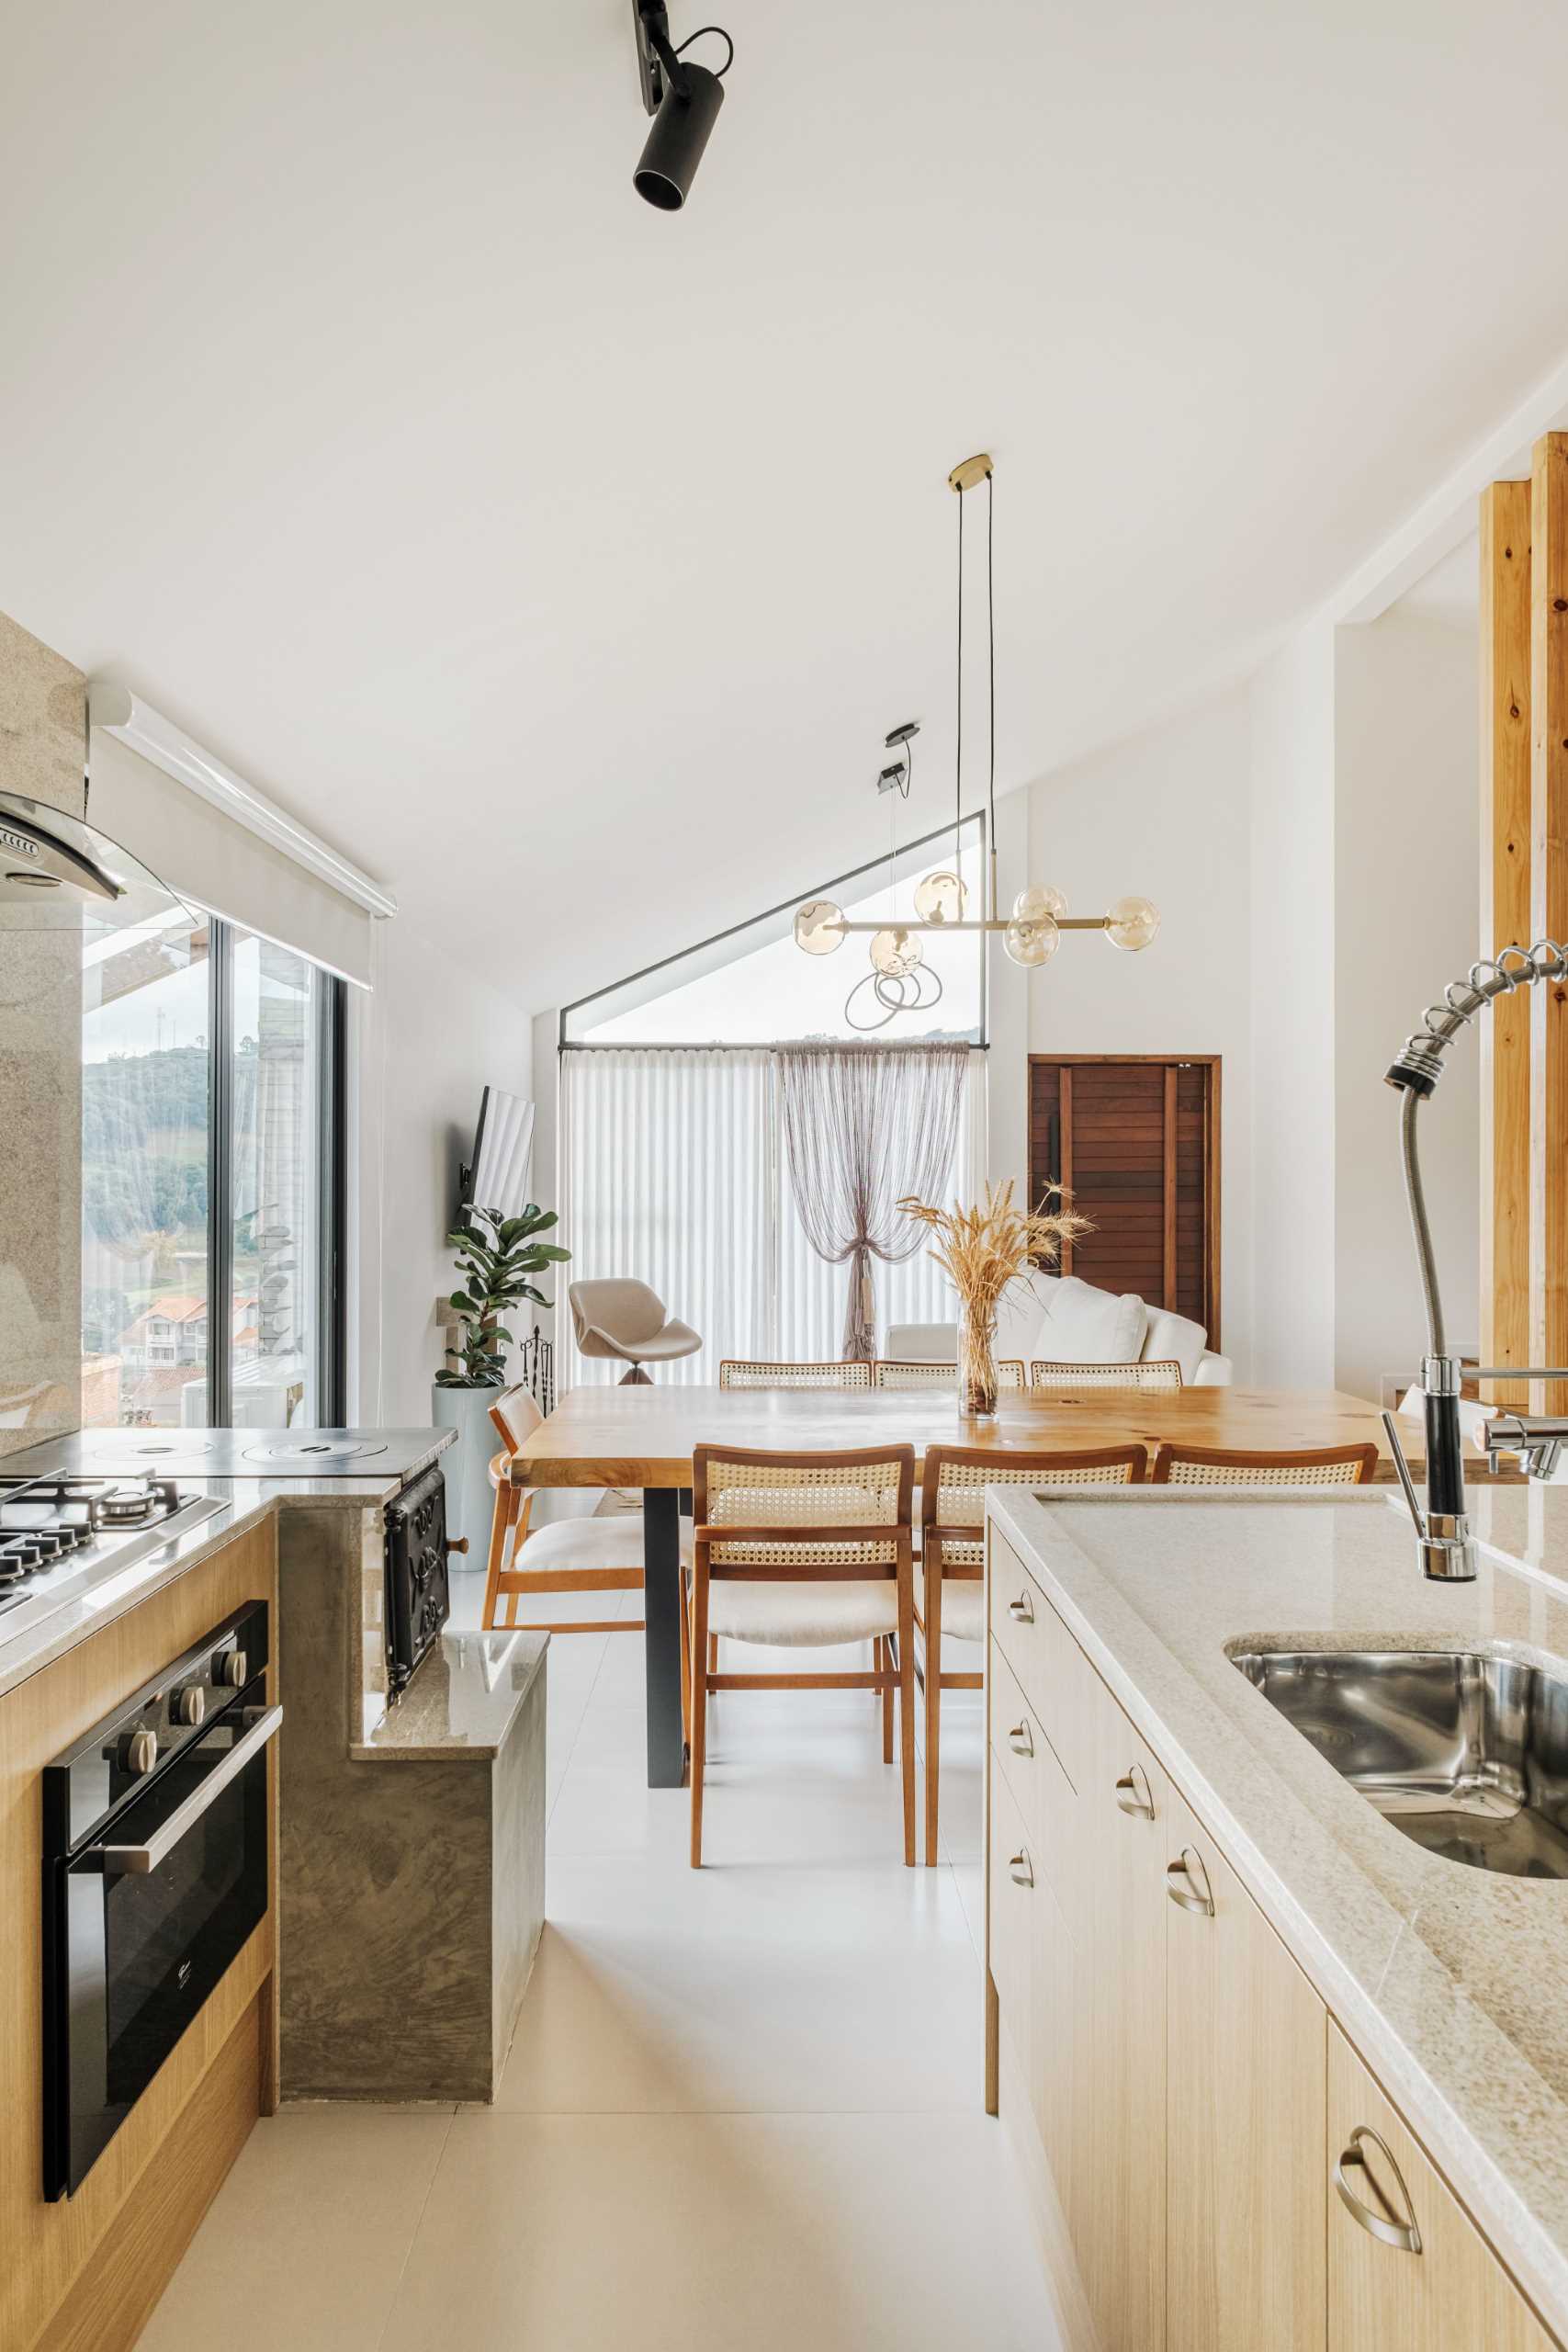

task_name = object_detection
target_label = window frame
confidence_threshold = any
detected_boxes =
[558,812,992,1053]
[199,916,347,1428]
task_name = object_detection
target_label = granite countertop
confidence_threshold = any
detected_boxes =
[352,1628,548,1761]
[0,1429,456,1697]
[0,1495,276,1700]
[1472,1481,1568,1587]
[989,1484,1568,2343]
[0,1426,454,1500]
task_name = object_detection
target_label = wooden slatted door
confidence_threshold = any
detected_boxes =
[1028,1055,1221,1343]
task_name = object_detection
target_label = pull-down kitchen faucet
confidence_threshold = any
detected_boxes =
[1385,939,1568,1579]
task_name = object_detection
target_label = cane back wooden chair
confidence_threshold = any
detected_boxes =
[919,1442,1149,1865]
[873,1360,1027,1391]
[1029,1359,1184,1392]
[683,1442,917,1868]
[717,1360,874,1389]
[1150,1442,1379,1487]
[482,1384,648,1634]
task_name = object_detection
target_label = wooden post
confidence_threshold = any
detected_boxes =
[1480,481,1532,1407]
[1530,435,1568,1415]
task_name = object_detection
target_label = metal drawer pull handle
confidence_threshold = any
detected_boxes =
[99,1705,283,1876]
[1115,1765,1155,1818]
[1165,1847,1215,1917]
[1008,1721,1033,1757]
[1007,1593,1034,1623]
[1335,2129,1423,2255]
[1008,1849,1034,1888]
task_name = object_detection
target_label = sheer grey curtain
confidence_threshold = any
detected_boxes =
[776,1043,970,1361]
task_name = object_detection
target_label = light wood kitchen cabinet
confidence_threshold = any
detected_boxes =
[1066,1653,1171,2352]
[1328,2024,1557,2351]
[1164,1788,1326,2352]
[987,1758,1035,2091]
[987,1634,1085,2213]
[986,1523,1568,2352]
[0,1521,277,2352]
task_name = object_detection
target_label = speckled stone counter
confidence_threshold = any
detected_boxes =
[988,1484,1568,2342]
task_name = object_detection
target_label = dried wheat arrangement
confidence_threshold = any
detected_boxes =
[897,1180,1089,1319]
[896,1181,1090,1413]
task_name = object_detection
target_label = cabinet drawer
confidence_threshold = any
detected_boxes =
[1327,2025,1560,2349]
[987,1753,1035,2076]
[987,1529,1092,1790]
[989,1527,1048,1708]
[990,1637,1076,1880]
[1166,1790,1326,2352]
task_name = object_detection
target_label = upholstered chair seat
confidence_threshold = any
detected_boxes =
[569,1278,700,1382]
[683,1441,918,1867]
[937,1581,985,1644]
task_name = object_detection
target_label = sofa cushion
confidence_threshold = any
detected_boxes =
[993,1271,1056,1363]
[1032,1275,1148,1366]
[1142,1305,1209,1385]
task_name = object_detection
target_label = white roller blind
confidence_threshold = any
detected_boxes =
[87,728,374,988]
[562,1048,774,1385]
[560,1046,987,1382]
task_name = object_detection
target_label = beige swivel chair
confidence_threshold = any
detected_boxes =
[568,1278,701,1384]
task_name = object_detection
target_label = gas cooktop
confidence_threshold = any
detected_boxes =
[0,1472,228,1649]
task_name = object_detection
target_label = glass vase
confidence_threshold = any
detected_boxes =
[958,1306,999,1419]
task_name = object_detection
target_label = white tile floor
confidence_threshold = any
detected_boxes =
[140,1575,1065,2352]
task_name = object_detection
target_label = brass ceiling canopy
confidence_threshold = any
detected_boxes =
[947,453,993,493]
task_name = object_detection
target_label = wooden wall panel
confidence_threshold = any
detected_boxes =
[1029,1056,1221,1347]
[1479,481,1532,1408]
[1531,435,1568,1415]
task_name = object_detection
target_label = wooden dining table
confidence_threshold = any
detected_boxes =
[514,1382,1457,1790]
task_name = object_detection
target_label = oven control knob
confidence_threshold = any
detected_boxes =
[172,1684,206,1728]
[126,1728,159,1776]
[214,1648,249,1689]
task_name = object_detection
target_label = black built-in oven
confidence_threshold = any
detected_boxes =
[41,1601,279,2199]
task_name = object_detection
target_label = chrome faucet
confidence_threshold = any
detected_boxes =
[1384,939,1568,1580]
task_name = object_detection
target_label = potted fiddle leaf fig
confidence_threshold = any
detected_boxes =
[432,1204,570,1559]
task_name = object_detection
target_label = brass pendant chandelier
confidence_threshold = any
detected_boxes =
[792,454,1159,1027]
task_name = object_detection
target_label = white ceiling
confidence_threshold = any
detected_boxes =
[4,0,1567,1012]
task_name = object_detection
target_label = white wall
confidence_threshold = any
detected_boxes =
[1013,688,1256,1374]
[986,786,1032,1204]
[352,919,534,1427]
[1248,620,1337,1387]
[1333,605,1479,1403]
[507,600,1475,1416]
[529,1005,562,1368]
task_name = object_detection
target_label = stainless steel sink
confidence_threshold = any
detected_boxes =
[1230,1646,1568,1880]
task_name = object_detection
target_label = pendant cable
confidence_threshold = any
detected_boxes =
[955,477,964,887]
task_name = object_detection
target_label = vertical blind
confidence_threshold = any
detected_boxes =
[560,1047,987,1384]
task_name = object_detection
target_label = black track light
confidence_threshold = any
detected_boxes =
[632,3,734,211]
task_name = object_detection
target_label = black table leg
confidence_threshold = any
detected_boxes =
[641,1487,684,1788]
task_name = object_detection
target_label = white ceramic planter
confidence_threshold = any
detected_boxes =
[432,1382,501,1567]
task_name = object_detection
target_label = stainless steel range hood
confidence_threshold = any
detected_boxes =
[0,791,193,937]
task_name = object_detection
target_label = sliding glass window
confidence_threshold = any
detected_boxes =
[81,915,344,1430]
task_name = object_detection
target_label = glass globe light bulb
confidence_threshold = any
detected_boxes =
[914,868,967,926]
[1105,894,1160,953]
[1012,883,1067,925]
[1002,913,1060,968]
[870,925,923,978]
[794,899,845,956]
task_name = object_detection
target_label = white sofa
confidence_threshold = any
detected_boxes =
[888,1272,1233,1386]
